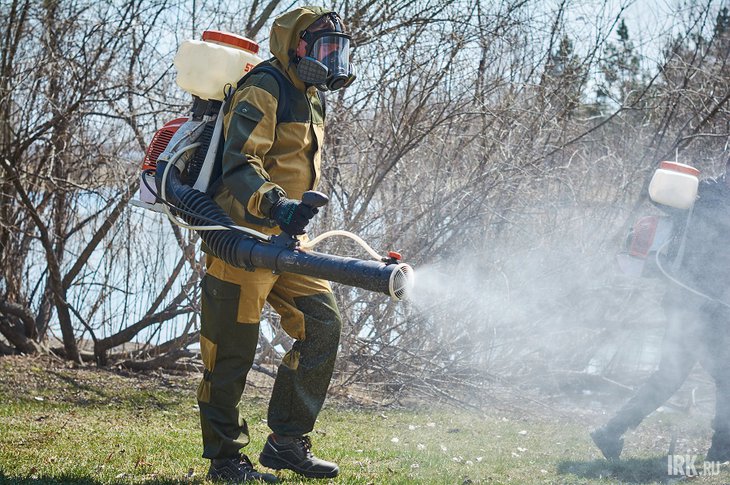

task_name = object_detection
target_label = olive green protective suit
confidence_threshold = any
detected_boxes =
[197,6,343,460]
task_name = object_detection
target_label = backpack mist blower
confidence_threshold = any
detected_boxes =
[131,30,414,301]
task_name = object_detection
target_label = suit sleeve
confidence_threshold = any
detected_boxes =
[221,82,285,219]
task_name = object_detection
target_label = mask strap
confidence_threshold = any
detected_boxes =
[300,12,346,44]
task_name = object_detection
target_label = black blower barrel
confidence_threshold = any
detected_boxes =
[156,161,413,300]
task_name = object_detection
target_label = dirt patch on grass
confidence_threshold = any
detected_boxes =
[0,354,283,409]
[0,354,196,406]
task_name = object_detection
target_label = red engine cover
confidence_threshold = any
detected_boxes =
[629,216,660,258]
[141,117,188,171]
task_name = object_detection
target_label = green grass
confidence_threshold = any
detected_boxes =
[1,356,729,484]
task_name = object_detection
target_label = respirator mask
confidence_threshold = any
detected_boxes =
[296,15,355,91]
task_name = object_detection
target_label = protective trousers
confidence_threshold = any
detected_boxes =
[197,255,342,459]
[605,295,730,438]
[702,304,730,449]
[603,312,699,435]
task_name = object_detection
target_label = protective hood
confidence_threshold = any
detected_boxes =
[270,6,333,90]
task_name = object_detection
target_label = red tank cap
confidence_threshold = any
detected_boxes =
[659,161,700,177]
[202,30,260,54]
[387,251,402,261]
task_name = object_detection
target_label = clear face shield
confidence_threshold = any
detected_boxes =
[296,30,355,91]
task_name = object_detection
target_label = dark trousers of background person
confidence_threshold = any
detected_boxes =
[602,289,730,449]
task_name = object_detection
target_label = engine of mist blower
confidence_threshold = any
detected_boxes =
[136,97,224,212]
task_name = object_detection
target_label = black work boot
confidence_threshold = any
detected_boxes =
[207,454,280,483]
[259,434,339,479]
[706,433,730,463]
[590,426,624,460]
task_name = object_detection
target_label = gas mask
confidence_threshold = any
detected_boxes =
[296,17,355,91]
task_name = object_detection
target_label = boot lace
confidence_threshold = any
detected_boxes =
[295,436,313,458]
[236,454,256,472]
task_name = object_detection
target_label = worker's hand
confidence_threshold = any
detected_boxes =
[271,197,318,235]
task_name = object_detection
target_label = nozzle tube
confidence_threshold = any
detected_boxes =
[251,248,412,300]
[156,162,413,300]
[221,234,412,300]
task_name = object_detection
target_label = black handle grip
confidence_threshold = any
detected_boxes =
[271,191,329,249]
[301,190,329,209]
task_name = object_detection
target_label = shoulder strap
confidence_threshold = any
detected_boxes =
[209,61,290,196]
[224,59,289,121]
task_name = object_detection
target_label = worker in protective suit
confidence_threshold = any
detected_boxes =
[591,158,730,462]
[198,6,355,483]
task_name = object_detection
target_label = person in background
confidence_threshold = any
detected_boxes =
[591,157,730,462]
[198,6,355,483]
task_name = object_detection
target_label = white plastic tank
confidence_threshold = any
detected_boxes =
[648,161,700,210]
[174,30,262,101]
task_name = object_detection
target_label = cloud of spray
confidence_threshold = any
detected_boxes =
[399,184,730,435]
[404,221,669,394]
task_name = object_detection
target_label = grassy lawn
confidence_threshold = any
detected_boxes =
[0,355,728,484]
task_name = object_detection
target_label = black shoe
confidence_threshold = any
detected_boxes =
[591,426,623,460]
[259,434,339,479]
[207,454,280,483]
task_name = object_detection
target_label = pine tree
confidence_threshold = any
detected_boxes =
[597,18,642,107]
[713,6,729,38]
[543,33,586,118]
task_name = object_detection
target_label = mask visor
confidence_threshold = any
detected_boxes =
[309,34,351,83]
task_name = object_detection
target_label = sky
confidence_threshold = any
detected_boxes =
[568,0,725,60]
